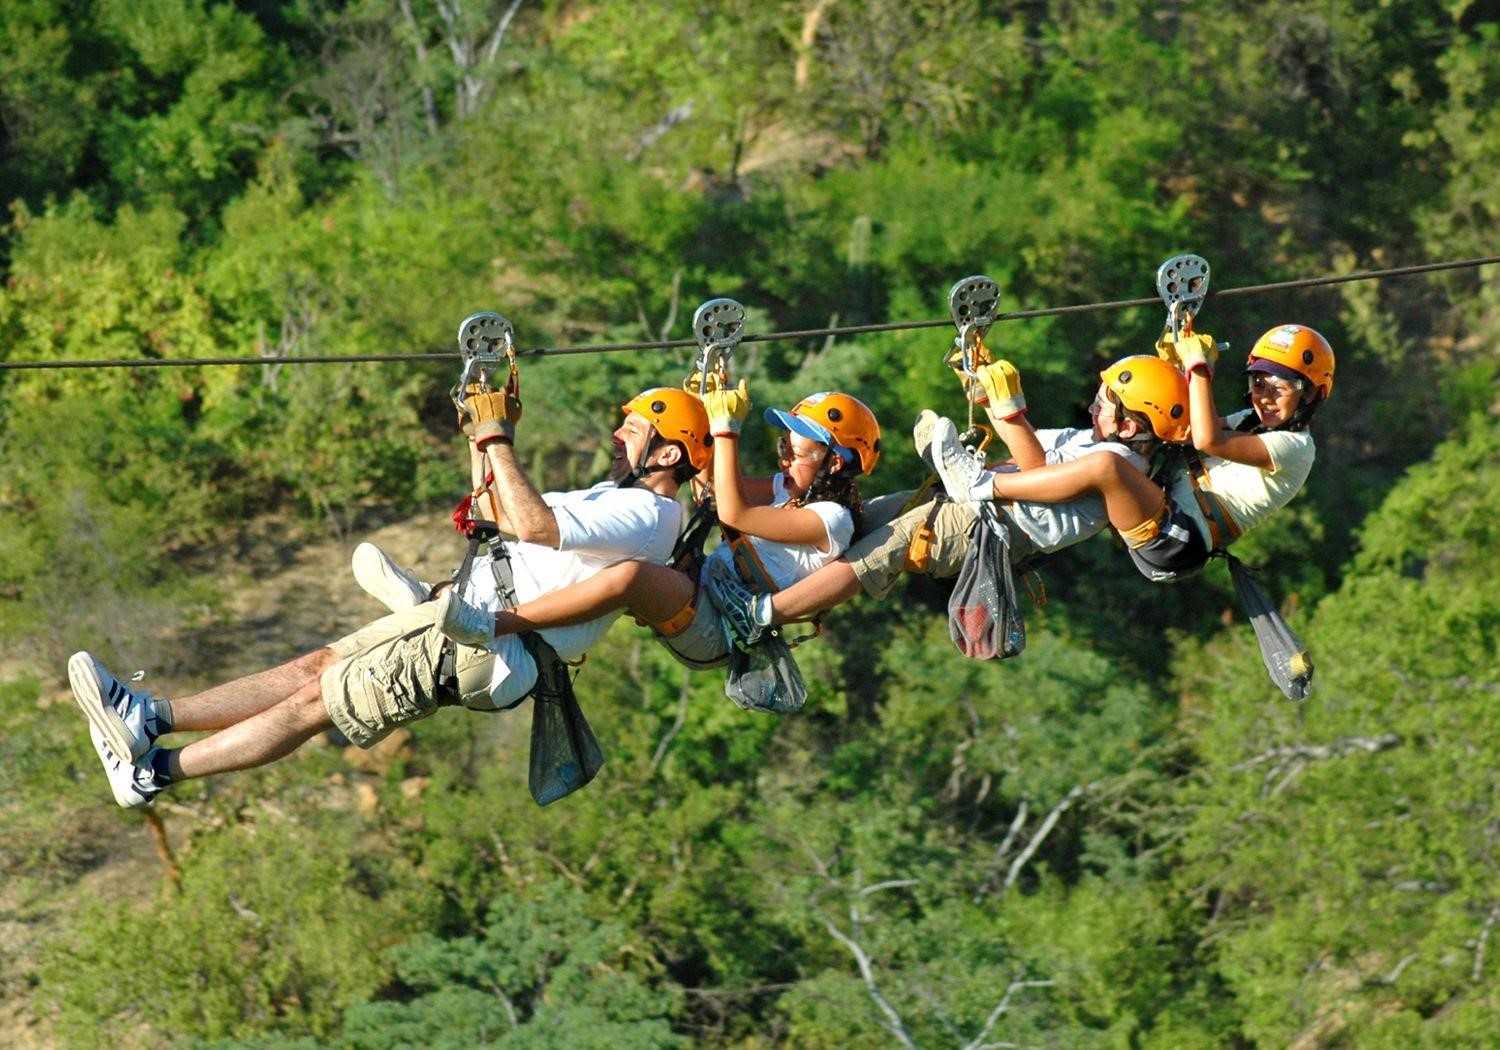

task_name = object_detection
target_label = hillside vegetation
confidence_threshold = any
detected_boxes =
[1,1,1496,1046]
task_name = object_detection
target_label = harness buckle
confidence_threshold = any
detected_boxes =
[1155,254,1210,340]
[689,297,746,394]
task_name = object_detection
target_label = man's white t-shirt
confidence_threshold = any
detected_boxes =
[1168,410,1315,545]
[461,481,684,706]
[699,473,853,589]
[998,428,1147,552]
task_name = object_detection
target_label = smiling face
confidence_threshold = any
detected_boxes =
[1248,373,1305,429]
[777,431,836,496]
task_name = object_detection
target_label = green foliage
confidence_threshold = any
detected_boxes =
[1166,413,1500,1044]
[38,811,429,1044]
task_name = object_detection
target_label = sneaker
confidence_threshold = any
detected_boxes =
[352,542,431,612]
[913,409,940,470]
[932,417,993,503]
[88,723,165,809]
[703,557,766,648]
[68,651,165,762]
[435,590,495,646]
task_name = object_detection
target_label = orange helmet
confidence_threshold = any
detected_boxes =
[1246,324,1335,399]
[764,391,882,475]
[621,388,713,471]
[1099,356,1189,443]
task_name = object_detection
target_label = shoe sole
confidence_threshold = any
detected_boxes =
[68,652,144,763]
[352,543,426,612]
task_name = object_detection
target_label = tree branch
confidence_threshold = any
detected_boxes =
[962,977,1056,1050]
[650,668,692,773]
[823,919,917,1049]
[974,800,1028,902]
[1473,905,1498,982]
[1003,785,1085,893]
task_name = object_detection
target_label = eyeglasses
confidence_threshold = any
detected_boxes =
[1249,374,1303,397]
[778,435,826,464]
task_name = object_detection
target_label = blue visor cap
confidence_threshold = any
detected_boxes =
[763,407,858,465]
[1244,358,1305,384]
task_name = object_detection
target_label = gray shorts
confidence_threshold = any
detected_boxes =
[656,596,730,671]
[322,605,511,748]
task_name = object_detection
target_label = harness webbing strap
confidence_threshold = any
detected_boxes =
[904,501,943,573]
[721,525,780,594]
[1183,449,1242,551]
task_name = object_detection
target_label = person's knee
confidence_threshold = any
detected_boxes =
[289,680,335,732]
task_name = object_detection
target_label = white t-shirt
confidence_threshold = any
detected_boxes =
[462,481,684,704]
[700,473,854,590]
[1168,410,1315,545]
[998,428,1147,552]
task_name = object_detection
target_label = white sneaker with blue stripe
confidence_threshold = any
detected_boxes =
[68,651,165,763]
[88,723,165,809]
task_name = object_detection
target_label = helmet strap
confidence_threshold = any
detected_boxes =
[617,431,680,488]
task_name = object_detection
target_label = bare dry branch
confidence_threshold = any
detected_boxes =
[1473,905,1498,982]
[650,669,692,773]
[1003,785,1085,893]
[962,977,1056,1050]
[823,919,917,1049]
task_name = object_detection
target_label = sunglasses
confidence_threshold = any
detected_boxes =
[1249,373,1303,396]
[777,434,827,463]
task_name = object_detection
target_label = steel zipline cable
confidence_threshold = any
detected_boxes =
[2,254,1496,372]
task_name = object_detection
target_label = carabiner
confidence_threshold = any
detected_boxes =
[690,297,746,394]
[946,275,1001,375]
[452,311,516,412]
[1155,254,1209,340]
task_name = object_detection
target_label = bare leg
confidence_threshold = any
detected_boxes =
[171,676,335,779]
[493,561,694,634]
[766,559,860,625]
[169,650,337,732]
[988,453,1163,532]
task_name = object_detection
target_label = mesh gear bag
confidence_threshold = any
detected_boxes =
[1224,552,1314,701]
[724,629,808,714]
[948,504,1026,660]
[521,632,605,805]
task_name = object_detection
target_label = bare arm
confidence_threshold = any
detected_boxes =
[711,435,834,550]
[482,441,560,547]
[1187,370,1273,469]
[985,407,1046,470]
[466,438,513,531]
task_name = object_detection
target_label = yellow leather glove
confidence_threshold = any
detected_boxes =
[1154,333,1182,368]
[684,366,725,396]
[701,380,750,437]
[1174,332,1219,377]
[972,360,1026,419]
[456,382,486,435]
[466,388,523,448]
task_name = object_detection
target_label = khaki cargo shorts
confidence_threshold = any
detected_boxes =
[848,497,982,600]
[321,604,501,748]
